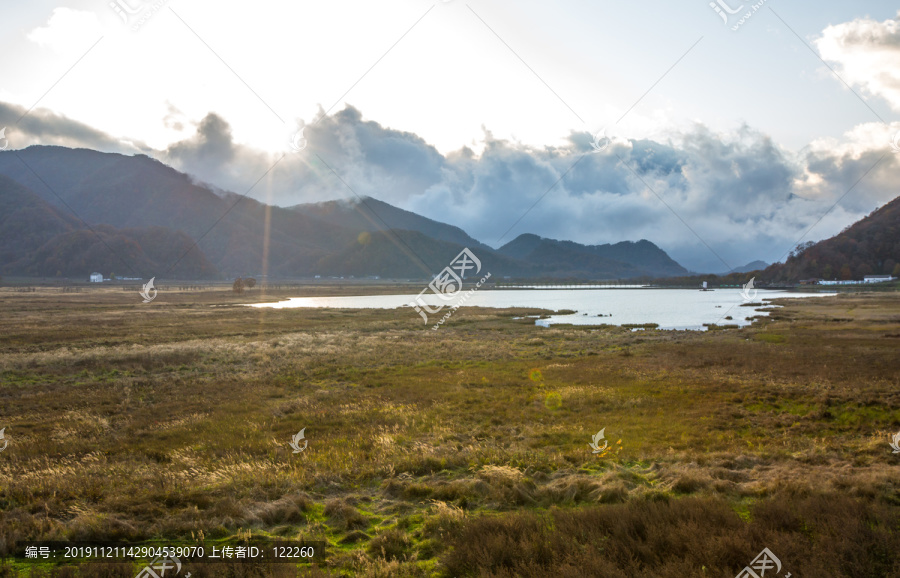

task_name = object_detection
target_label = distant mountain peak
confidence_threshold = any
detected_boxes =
[291,195,492,253]
[730,260,769,274]
[498,234,688,278]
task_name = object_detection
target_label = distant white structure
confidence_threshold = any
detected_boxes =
[820,276,895,286]
[89,272,103,283]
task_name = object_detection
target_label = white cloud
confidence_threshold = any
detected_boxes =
[815,11,900,112]
[27,8,103,53]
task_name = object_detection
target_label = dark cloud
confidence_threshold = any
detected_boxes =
[406,122,896,272]
[166,113,236,167]
[2,99,896,272]
[0,101,144,153]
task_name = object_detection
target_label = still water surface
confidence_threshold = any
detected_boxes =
[249,288,829,330]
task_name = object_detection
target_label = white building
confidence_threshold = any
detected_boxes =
[89,272,103,283]
[819,276,896,285]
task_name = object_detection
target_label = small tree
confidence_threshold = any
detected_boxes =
[232,277,245,294]
[245,277,257,289]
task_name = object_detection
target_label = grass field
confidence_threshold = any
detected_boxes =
[0,287,898,577]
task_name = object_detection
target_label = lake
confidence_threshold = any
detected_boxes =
[248,288,830,330]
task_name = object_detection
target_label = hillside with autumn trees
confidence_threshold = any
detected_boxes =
[762,194,900,283]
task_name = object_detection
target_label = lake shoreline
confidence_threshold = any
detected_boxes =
[247,288,832,330]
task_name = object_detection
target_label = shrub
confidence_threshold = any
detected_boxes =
[367,528,413,562]
[324,499,368,531]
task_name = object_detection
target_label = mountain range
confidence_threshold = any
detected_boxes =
[2,145,888,283]
[0,146,692,280]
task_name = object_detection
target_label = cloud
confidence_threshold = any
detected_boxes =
[160,105,447,205]
[2,97,897,273]
[27,8,103,53]
[162,102,186,132]
[297,106,446,204]
[794,122,900,211]
[0,101,144,153]
[166,113,237,168]
[815,11,900,112]
[404,121,898,272]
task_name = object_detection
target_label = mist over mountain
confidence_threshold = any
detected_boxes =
[731,261,769,274]
[762,196,900,283]
[6,98,898,275]
[1,146,702,281]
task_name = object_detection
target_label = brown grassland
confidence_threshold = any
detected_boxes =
[0,286,898,577]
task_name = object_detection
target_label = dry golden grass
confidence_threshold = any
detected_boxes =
[0,287,898,576]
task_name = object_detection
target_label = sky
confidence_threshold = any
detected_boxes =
[0,0,898,272]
